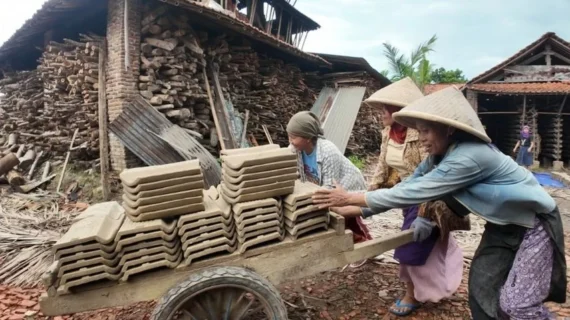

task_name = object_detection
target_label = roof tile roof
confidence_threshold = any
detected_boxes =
[423,83,465,95]
[467,82,570,95]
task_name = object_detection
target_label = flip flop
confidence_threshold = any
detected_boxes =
[389,299,421,316]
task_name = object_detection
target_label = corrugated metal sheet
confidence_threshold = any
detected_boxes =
[109,96,222,188]
[310,87,339,123]
[319,87,366,154]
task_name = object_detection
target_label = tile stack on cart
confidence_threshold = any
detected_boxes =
[120,160,205,222]
[219,145,297,252]
[177,187,237,266]
[219,144,298,204]
[232,198,284,253]
[283,181,330,240]
[50,202,182,294]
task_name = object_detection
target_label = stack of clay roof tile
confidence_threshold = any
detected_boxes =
[52,202,182,294]
[283,181,330,240]
[177,187,237,266]
[219,145,298,204]
[120,160,205,222]
[233,197,285,253]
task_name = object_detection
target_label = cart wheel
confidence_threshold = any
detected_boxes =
[151,266,288,320]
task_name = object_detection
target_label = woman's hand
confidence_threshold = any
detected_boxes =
[527,147,533,153]
[313,183,351,209]
[330,206,363,218]
[368,184,380,191]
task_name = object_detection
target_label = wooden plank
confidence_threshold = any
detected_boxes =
[328,211,346,235]
[98,40,111,201]
[344,230,413,263]
[203,69,227,150]
[40,230,351,315]
[209,64,237,149]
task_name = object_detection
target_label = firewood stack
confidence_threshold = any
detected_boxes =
[524,107,540,161]
[139,7,214,150]
[563,116,570,163]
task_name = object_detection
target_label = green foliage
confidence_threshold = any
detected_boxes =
[430,67,468,83]
[382,34,438,90]
[348,155,365,170]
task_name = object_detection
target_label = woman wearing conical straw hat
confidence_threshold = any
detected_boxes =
[364,77,467,316]
[312,87,566,319]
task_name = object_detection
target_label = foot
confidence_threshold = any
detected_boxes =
[389,296,420,316]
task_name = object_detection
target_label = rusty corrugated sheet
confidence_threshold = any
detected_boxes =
[109,96,222,187]
[318,87,366,154]
[310,87,339,123]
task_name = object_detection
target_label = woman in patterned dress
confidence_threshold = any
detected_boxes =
[312,87,566,320]
[364,77,466,316]
[286,111,372,243]
[513,125,535,168]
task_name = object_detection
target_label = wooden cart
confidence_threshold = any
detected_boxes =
[40,214,413,319]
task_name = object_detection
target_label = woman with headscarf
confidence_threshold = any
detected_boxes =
[286,111,372,243]
[513,125,535,168]
[364,77,467,316]
[312,87,566,320]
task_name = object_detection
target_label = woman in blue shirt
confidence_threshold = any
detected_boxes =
[313,87,566,320]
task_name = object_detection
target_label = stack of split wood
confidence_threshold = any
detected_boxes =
[205,35,315,146]
[0,34,103,164]
[139,7,214,148]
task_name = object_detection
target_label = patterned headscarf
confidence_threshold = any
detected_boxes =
[521,125,530,139]
[286,111,324,139]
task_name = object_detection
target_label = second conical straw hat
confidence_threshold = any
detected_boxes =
[363,77,424,108]
[393,86,491,143]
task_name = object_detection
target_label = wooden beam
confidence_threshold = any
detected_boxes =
[522,95,527,125]
[550,51,570,65]
[277,9,283,39]
[545,44,552,66]
[209,64,237,149]
[558,94,568,114]
[203,69,227,150]
[518,52,546,66]
[98,40,111,201]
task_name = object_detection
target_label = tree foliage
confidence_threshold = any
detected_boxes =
[430,67,468,83]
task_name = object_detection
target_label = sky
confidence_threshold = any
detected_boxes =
[1,0,570,80]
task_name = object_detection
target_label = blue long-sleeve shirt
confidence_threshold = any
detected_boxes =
[364,142,556,228]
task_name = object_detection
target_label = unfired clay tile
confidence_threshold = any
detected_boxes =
[119,251,181,275]
[177,194,228,227]
[120,252,182,282]
[222,167,298,184]
[126,203,206,222]
[57,257,120,277]
[58,264,121,286]
[234,207,279,222]
[284,212,329,228]
[232,198,279,215]
[120,160,201,187]
[115,218,177,239]
[220,144,279,156]
[286,222,329,240]
[181,243,237,266]
[117,242,181,266]
[221,180,295,198]
[283,180,323,206]
[53,202,125,254]
[123,185,203,202]
[237,220,281,234]
[236,212,281,230]
[237,230,285,254]
[109,229,177,253]
[123,177,204,194]
[222,160,298,177]
[178,215,233,234]
[285,216,330,235]
[283,198,314,212]
[221,148,296,170]
[283,205,324,221]
[57,272,120,295]
[123,196,203,215]
[182,228,236,248]
[237,225,282,243]
[221,185,294,204]
[179,222,235,242]
[223,173,299,192]
[182,234,237,254]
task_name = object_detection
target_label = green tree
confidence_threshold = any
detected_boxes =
[430,67,468,83]
[382,34,437,90]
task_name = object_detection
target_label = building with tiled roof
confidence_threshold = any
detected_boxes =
[464,32,570,168]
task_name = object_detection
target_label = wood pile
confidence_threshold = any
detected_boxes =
[139,7,215,152]
[0,34,103,163]
[538,114,562,161]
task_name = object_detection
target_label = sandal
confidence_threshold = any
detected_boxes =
[389,299,421,316]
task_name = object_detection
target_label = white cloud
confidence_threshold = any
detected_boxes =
[0,0,47,46]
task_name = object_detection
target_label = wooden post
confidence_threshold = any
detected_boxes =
[249,0,258,25]
[203,70,226,150]
[240,109,250,147]
[98,40,111,201]
[277,9,283,39]
[522,95,527,125]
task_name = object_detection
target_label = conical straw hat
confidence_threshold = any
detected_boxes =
[363,77,424,108]
[393,86,491,143]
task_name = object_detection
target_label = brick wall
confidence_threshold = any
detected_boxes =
[106,0,142,170]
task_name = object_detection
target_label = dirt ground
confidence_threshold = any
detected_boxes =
[1,167,570,319]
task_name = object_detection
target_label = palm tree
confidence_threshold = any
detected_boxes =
[382,34,437,90]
